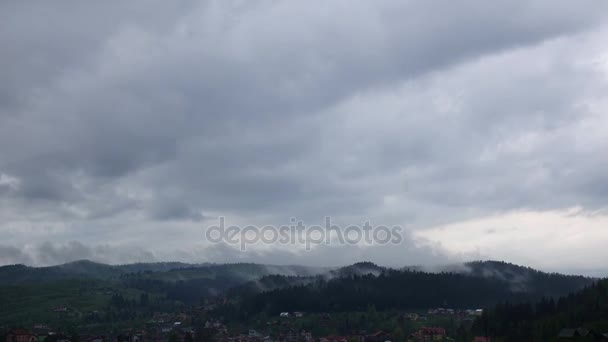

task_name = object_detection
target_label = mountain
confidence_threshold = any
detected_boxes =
[0,260,592,299]
[227,262,594,316]
[0,260,200,284]
[329,261,386,277]
[120,263,331,302]
[462,261,594,296]
[0,261,330,325]
[472,278,608,341]
[0,259,596,327]
[0,260,328,285]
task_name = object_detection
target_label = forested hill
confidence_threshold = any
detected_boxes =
[0,259,593,308]
[472,278,608,341]
[231,262,594,316]
[0,259,596,326]
[0,260,328,285]
[463,261,594,296]
[0,260,198,283]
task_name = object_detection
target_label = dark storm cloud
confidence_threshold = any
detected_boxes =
[0,1,607,266]
[0,1,198,115]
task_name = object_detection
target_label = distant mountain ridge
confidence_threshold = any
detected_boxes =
[0,259,595,285]
[0,259,331,285]
[0,259,597,326]
[231,261,595,315]
[0,260,197,284]
[472,277,608,340]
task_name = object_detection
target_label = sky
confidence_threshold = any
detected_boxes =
[1,1,608,274]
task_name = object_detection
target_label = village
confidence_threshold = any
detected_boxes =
[2,306,491,342]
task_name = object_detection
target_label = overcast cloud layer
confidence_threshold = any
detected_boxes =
[1,1,608,273]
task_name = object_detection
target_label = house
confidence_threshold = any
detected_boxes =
[408,327,446,341]
[31,325,51,336]
[84,336,106,342]
[472,337,490,342]
[204,319,228,334]
[300,331,313,342]
[558,328,589,338]
[279,329,298,342]
[7,330,37,342]
[294,312,304,318]
[31,325,52,342]
[249,330,261,338]
[279,312,290,317]
[365,331,392,342]
[405,313,418,321]
[46,333,70,342]
[320,336,348,342]
[556,328,608,340]
[115,333,142,342]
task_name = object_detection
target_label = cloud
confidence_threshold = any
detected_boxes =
[418,207,608,275]
[7,241,157,266]
[3,222,453,267]
[0,245,33,265]
[0,1,607,269]
[199,225,455,268]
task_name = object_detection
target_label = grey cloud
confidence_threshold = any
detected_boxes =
[200,226,454,268]
[147,200,205,222]
[19,241,157,266]
[0,245,33,265]
[0,1,197,116]
[35,241,93,265]
[0,1,607,267]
